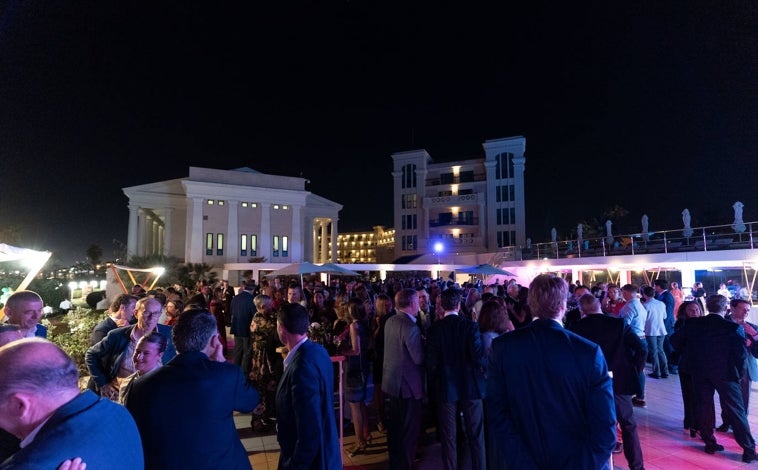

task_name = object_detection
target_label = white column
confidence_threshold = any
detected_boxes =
[157,225,164,255]
[185,197,204,263]
[483,160,497,250]
[291,205,302,261]
[310,218,317,263]
[151,219,159,255]
[127,205,140,260]
[163,208,173,257]
[331,218,338,263]
[227,200,238,262]
[259,203,271,260]
[320,221,328,264]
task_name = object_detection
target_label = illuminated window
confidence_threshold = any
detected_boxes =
[207,200,215,205]
[218,200,225,206]
[282,236,288,257]
[282,205,288,210]
[251,203,257,208]
[250,235,257,256]
[241,202,248,208]
[216,234,224,256]
[240,234,247,256]
[273,204,280,210]
[273,236,279,257]
[206,233,213,255]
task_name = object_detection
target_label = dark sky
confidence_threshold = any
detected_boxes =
[1,1,757,265]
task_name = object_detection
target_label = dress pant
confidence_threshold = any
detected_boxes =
[387,395,422,470]
[615,394,644,470]
[720,373,752,427]
[696,377,755,452]
[232,336,252,378]
[679,371,699,429]
[646,336,668,377]
[437,399,485,470]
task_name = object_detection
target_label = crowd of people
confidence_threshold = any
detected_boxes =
[1,271,758,469]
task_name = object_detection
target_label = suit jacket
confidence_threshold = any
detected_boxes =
[656,290,675,331]
[487,318,616,470]
[382,311,425,399]
[426,313,486,402]
[85,324,176,391]
[725,315,758,381]
[125,351,258,470]
[670,313,746,382]
[229,291,255,337]
[572,313,648,396]
[276,340,341,470]
[90,316,118,346]
[0,391,143,469]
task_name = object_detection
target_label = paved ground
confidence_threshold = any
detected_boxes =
[237,362,758,469]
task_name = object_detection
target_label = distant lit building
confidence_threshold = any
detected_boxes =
[334,226,395,263]
[123,167,342,264]
[391,136,526,260]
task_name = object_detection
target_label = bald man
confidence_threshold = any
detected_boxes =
[0,325,23,462]
[0,338,143,469]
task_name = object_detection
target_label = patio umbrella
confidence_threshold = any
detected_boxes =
[263,261,322,286]
[317,263,361,277]
[457,264,516,277]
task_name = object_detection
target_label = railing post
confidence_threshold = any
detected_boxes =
[751,223,755,250]
[664,231,668,254]
[602,238,606,256]
[702,228,708,252]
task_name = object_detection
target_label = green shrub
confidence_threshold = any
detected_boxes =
[43,307,106,380]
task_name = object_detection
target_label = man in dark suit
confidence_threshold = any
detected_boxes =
[275,303,340,470]
[426,287,487,470]
[125,308,259,469]
[230,280,256,378]
[654,279,677,375]
[573,294,647,470]
[383,288,425,470]
[487,274,616,469]
[716,298,758,433]
[0,338,143,469]
[188,282,212,309]
[90,294,137,346]
[670,294,757,462]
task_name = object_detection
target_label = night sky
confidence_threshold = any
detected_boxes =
[1,2,757,265]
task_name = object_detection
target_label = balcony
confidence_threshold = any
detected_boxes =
[425,193,480,207]
[428,216,480,228]
[421,237,485,250]
[425,173,486,186]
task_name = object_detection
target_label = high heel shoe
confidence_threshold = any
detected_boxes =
[348,441,368,457]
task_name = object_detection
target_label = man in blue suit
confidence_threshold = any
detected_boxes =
[670,295,757,462]
[426,287,487,470]
[487,274,616,469]
[275,302,341,470]
[0,338,143,469]
[573,294,647,470]
[125,308,259,469]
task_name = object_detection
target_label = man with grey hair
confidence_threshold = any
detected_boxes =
[671,294,757,462]
[125,308,259,469]
[0,338,142,469]
[487,274,616,469]
[3,290,47,338]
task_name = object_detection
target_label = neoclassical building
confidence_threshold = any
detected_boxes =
[391,136,526,260]
[123,167,342,265]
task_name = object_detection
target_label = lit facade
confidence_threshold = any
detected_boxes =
[391,136,526,260]
[123,167,342,264]
[335,225,395,263]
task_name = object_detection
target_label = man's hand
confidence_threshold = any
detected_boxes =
[58,458,86,470]
[99,383,118,400]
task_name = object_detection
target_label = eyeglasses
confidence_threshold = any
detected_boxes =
[141,310,162,318]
